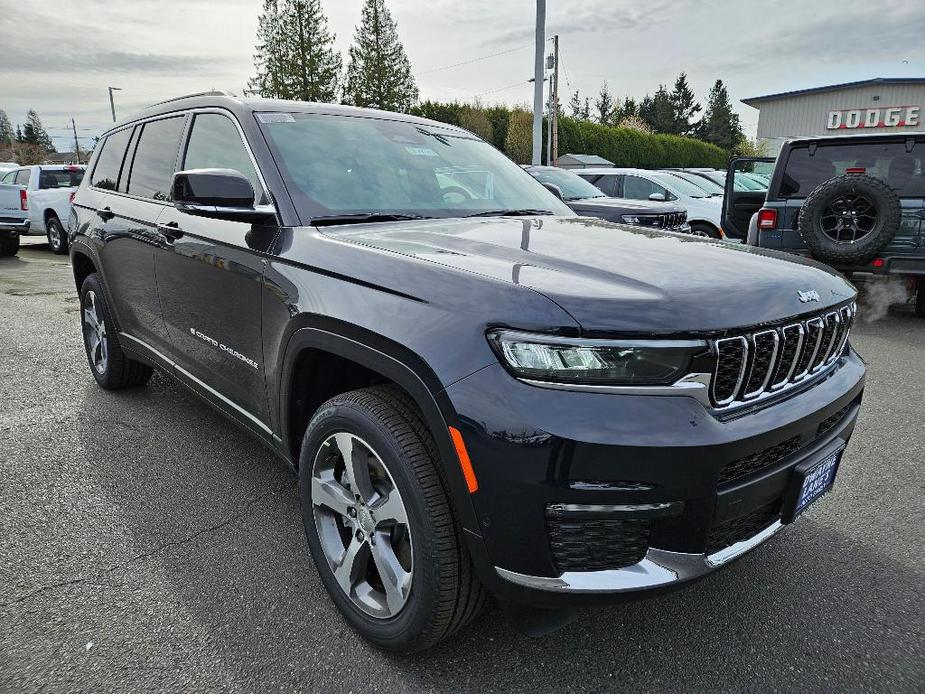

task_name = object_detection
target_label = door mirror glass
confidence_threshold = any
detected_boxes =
[541,181,564,200]
[648,192,666,201]
[171,168,275,224]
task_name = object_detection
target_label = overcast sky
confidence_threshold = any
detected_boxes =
[1,0,922,151]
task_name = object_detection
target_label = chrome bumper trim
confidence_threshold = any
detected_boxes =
[0,219,30,231]
[495,520,785,593]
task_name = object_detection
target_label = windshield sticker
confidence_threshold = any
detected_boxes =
[404,146,439,157]
[256,112,296,124]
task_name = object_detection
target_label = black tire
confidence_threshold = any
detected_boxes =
[0,235,19,257]
[298,385,487,652]
[46,214,68,255]
[798,174,901,265]
[79,273,153,389]
[690,222,720,239]
[916,280,925,318]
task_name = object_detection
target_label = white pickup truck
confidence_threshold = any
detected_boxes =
[0,182,29,257]
[0,165,85,254]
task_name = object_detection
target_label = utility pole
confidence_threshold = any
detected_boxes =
[551,34,559,166]
[71,118,81,164]
[531,0,545,166]
[108,87,122,123]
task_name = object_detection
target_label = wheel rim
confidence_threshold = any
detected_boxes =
[820,194,878,243]
[83,290,108,374]
[311,432,413,619]
[49,222,60,248]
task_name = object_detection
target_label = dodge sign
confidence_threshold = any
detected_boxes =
[827,105,921,130]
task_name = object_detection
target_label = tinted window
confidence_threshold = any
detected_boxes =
[623,175,667,200]
[584,174,620,197]
[183,113,266,204]
[127,117,186,200]
[527,167,606,200]
[780,141,925,198]
[91,128,133,191]
[14,169,31,186]
[39,168,84,189]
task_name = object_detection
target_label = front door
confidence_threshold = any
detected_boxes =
[154,111,277,433]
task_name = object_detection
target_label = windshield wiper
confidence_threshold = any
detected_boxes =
[463,208,555,218]
[310,213,433,227]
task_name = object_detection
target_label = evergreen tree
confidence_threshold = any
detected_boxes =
[617,97,638,122]
[0,109,14,146]
[696,79,743,150]
[568,90,582,118]
[248,0,287,98]
[669,72,701,136]
[248,0,342,102]
[594,82,615,126]
[343,0,418,112]
[19,110,54,152]
[639,85,674,133]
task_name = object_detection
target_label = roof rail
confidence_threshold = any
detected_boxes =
[148,90,234,107]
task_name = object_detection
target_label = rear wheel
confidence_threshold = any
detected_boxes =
[0,235,19,257]
[690,222,720,239]
[298,385,486,652]
[46,215,68,255]
[80,273,153,389]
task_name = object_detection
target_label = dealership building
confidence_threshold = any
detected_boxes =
[742,77,925,154]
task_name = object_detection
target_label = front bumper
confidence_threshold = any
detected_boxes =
[444,347,865,607]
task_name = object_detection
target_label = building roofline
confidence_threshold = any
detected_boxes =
[742,77,925,108]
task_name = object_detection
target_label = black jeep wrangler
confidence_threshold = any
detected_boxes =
[69,93,865,651]
[725,133,925,316]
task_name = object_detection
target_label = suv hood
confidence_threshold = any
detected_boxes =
[325,216,855,334]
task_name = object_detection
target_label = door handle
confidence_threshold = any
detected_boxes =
[97,206,114,221]
[157,221,184,241]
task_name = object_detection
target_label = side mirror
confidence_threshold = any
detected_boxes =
[541,182,564,200]
[171,169,276,224]
[648,192,666,202]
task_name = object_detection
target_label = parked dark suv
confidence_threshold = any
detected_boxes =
[726,133,925,316]
[69,92,865,651]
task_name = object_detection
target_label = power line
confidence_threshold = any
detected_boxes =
[417,43,533,76]
[471,80,530,99]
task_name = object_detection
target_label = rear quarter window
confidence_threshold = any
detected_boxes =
[780,140,925,198]
[91,127,134,191]
[125,116,186,200]
[39,169,84,189]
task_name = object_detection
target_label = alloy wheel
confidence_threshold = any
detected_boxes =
[48,223,61,250]
[821,194,877,243]
[83,290,109,374]
[311,432,413,619]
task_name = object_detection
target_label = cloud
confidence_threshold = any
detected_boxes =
[2,50,232,76]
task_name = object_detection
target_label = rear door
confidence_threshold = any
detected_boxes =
[154,110,277,433]
[721,157,775,240]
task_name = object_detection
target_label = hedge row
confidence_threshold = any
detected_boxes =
[411,100,727,169]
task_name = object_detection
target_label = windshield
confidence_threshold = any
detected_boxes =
[257,112,573,223]
[527,167,606,200]
[666,171,724,195]
[648,172,710,198]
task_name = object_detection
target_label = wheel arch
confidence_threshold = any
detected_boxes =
[71,246,98,292]
[278,324,483,536]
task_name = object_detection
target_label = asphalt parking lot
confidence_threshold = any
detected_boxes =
[1,238,923,693]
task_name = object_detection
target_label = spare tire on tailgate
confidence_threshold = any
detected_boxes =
[798,174,901,265]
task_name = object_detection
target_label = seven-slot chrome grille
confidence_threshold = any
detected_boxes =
[711,304,855,408]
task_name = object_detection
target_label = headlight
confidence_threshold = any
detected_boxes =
[621,214,641,224]
[487,330,707,386]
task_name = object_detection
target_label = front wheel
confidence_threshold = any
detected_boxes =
[690,222,721,239]
[47,215,68,255]
[298,386,486,652]
[80,273,153,389]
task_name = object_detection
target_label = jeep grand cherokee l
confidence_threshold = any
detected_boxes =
[68,92,865,652]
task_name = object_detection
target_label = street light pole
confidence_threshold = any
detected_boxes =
[108,87,122,123]
[531,0,545,166]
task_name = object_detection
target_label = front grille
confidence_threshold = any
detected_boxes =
[710,304,855,408]
[817,404,850,437]
[718,435,802,486]
[546,510,650,572]
[705,500,781,555]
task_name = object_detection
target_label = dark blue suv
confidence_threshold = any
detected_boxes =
[725,133,925,316]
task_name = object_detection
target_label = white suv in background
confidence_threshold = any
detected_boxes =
[577,167,724,238]
[0,165,85,254]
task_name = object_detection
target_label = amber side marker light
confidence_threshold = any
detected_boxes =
[448,426,478,493]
